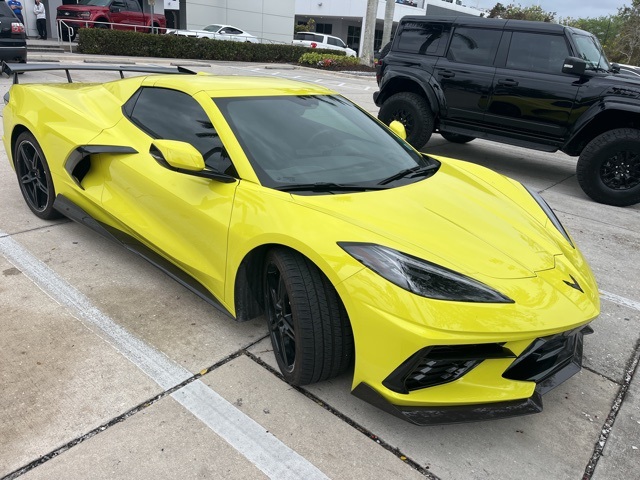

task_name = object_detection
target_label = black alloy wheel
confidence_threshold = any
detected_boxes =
[14,132,62,220]
[577,128,640,206]
[263,248,353,386]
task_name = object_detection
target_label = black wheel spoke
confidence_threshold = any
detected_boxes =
[265,263,296,372]
[601,151,640,190]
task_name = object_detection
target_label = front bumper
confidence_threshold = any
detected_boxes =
[352,325,592,425]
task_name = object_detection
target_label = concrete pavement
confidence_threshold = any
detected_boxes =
[0,50,638,480]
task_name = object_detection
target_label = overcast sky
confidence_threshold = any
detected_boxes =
[475,1,626,20]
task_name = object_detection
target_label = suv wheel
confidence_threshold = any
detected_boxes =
[440,132,475,144]
[378,92,434,150]
[577,128,640,206]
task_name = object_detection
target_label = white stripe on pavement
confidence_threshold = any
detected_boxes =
[0,231,328,480]
[600,290,640,312]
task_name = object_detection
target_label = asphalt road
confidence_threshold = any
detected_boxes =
[0,50,639,480]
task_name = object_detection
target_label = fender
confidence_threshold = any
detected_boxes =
[564,95,640,153]
[376,68,442,116]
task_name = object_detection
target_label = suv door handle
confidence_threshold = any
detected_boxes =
[497,79,519,87]
[438,70,455,78]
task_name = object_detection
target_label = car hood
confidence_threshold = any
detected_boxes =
[291,159,563,280]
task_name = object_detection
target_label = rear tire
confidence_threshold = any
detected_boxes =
[13,132,62,220]
[440,132,475,144]
[577,128,640,206]
[263,248,353,386]
[378,92,434,150]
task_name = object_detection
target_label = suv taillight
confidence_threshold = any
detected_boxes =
[11,22,25,34]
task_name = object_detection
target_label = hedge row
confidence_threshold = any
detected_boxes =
[77,28,345,63]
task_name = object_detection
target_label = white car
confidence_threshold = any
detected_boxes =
[292,32,356,57]
[167,24,259,43]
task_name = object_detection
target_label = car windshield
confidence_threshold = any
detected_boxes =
[204,25,223,32]
[572,32,611,71]
[214,95,433,191]
[79,0,111,5]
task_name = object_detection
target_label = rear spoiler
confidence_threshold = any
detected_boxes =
[1,61,198,84]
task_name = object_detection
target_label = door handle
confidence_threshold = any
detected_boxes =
[497,79,518,87]
[438,70,455,78]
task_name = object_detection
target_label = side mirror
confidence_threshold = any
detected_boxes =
[611,62,620,74]
[562,56,587,76]
[150,139,205,172]
[389,120,407,140]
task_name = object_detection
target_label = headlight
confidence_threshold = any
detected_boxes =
[524,186,574,248]
[339,243,513,303]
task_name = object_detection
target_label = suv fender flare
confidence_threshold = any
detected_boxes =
[377,71,441,115]
[565,98,640,154]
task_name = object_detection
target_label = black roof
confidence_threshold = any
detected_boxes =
[399,15,571,34]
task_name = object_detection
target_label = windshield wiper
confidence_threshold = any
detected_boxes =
[377,164,439,185]
[276,182,388,193]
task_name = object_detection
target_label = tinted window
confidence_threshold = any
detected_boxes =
[124,0,140,12]
[125,88,236,176]
[0,2,15,17]
[448,27,501,66]
[506,32,570,74]
[397,22,444,55]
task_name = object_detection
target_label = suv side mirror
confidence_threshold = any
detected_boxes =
[611,62,620,74]
[562,57,587,76]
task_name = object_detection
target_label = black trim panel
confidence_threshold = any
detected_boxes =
[65,145,138,189]
[53,195,233,319]
[352,382,543,426]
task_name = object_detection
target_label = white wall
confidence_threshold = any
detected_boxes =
[184,0,295,44]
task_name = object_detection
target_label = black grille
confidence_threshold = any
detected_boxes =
[383,344,515,394]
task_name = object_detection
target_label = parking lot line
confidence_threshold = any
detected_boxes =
[600,290,640,313]
[0,230,328,480]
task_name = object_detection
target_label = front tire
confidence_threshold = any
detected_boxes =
[440,131,475,144]
[577,128,640,206]
[263,248,353,386]
[14,132,62,220]
[378,92,434,150]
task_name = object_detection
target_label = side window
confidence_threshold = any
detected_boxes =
[124,88,236,176]
[125,0,141,12]
[447,27,502,66]
[327,37,341,47]
[506,32,570,74]
[396,22,444,55]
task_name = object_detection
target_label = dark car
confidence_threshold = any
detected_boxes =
[0,0,27,63]
[375,16,640,206]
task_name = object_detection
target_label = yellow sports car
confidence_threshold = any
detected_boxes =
[2,63,600,425]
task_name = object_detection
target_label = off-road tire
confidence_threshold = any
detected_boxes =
[577,128,640,206]
[378,92,434,150]
[440,132,475,144]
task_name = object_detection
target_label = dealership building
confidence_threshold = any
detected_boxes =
[26,0,480,53]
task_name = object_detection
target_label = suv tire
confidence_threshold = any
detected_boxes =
[440,132,475,144]
[577,128,640,207]
[378,92,434,150]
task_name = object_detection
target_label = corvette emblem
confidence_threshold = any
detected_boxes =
[564,275,583,293]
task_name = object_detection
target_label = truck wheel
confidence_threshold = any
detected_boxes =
[440,132,475,144]
[378,92,434,150]
[577,128,640,206]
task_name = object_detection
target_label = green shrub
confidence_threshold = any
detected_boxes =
[77,28,339,63]
[298,52,360,69]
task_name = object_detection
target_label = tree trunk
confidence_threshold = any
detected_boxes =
[382,0,395,47]
[360,0,378,66]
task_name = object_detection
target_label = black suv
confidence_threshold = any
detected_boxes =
[0,0,26,64]
[374,16,640,206]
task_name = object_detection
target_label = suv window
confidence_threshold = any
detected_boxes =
[396,22,444,55]
[506,32,570,74]
[328,37,345,47]
[0,2,15,17]
[124,88,235,175]
[448,27,501,66]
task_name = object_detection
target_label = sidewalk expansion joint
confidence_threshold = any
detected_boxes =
[244,350,439,479]
[582,338,640,479]
[1,337,267,480]
[582,365,620,385]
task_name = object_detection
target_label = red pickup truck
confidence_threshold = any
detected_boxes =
[57,0,166,41]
